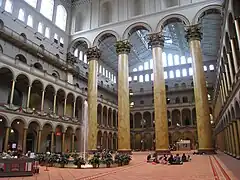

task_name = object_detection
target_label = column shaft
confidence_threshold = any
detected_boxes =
[26,86,31,109]
[4,127,10,152]
[226,53,234,84]
[37,130,42,153]
[10,80,16,106]
[22,128,27,153]
[230,39,238,75]
[224,64,231,91]
[62,133,65,153]
[51,132,54,153]
[53,94,57,114]
[116,41,131,152]
[41,90,45,111]
[227,126,233,155]
[72,134,75,152]
[222,74,228,97]
[233,121,240,158]
[63,98,67,116]
[73,101,76,118]
[86,47,100,153]
[186,25,213,153]
[230,123,236,156]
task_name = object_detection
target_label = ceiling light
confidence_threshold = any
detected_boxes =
[0,119,2,122]
[17,121,20,124]
[10,129,14,133]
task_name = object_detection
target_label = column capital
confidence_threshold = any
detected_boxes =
[185,24,202,42]
[86,47,101,61]
[115,40,131,55]
[148,32,164,49]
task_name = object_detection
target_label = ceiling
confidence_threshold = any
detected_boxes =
[98,11,222,72]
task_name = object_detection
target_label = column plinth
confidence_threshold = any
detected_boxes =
[115,40,131,153]
[86,47,100,153]
[185,25,214,154]
[148,32,169,154]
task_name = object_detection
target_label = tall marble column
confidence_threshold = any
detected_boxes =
[233,121,240,159]
[71,133,75,152]
[53,94,57,114]
[22,128,27,153]
[234,18,240,48]
[86,47,100,153]
[37,130,42,153]
[185,25,213,153]
[26,85,32,109]
[40,90,45,112]
[62,132,65,153]
[9,79,16,107]
[4,127,10,151]
[148,32,169,154]
[51,131,55,153]
[115,40,131,153]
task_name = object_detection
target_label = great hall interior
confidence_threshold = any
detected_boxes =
[0,0,239,178]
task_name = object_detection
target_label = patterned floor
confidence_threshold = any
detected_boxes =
[1,151,239,180]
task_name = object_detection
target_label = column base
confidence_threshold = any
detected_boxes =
[235,155,240,160]
[118,149,132,154]
[155,149,171,155]
[197,148,216,155]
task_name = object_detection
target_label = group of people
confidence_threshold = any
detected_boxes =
[147,153,191,165]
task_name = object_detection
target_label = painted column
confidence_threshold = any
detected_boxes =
[226,53,234,84]
[224,63,231,91]
[37,130,42,153]
[62,132,65,153]
[22,128,27,153]
[222,75,228,98]
[233,121,240,159]
[148,32,169,154]
[86,47,100,153]
[230,39,239,75]
[53,94,57,114]
[224,128,229,153]
[73,100,76,118]
[40,90,45,112]
[219,86,224,105]
[9,79,16,106]
[4,127,10,152]
[230,123,236,156]
[185,25,213,153]
[26,85,32,109]
[51,131,55,153]
[115,40,131,153]
[71,133,75,152]
[234,18,240,52]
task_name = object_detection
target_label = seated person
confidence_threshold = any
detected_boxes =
[187,155,191,161]
[168,154,174,164]
[153,156,159,164]
[159,155,168,164]
[174,154,181,164]
[181,153,187,162]
[147,153,152,162]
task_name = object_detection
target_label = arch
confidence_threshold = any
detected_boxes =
[182,108,191,126]
[235,100,240,118]
[93,30,120,46]
[27,119,42,129]
[143,111,152,128]
[172,109,181,126]
[68,38,91,53]
[33,62,43,71]
[123,22,152,39]
[10,116,27,127]
[42,121,54,130]
[0,66,14,78]
[0,113,11,127]
[193,5,222,24]
[15,54,27,64]
[16,73,30,84]
[45,84,56,94]
[156,14,190,31]
[231,106,235,120]
[67,92,75,101]
[134,112,142,128]
[55,5,67,31]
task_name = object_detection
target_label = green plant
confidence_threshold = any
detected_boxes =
[122,154,131,165]
[58,154,69,168]
[47,154,58,167]
[89,154,100,168]
[102,153,113,168]
[114,154,123,166]
[35,154,46,165]
[73,157,86,168]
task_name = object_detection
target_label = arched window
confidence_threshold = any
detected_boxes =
[99,65,102,73]
[164,71,168,79]
[144,61,149,70]
[208,94,211,101]
[103,67,105,76]
[133,68,137,72]
[174,55,180,65]
[139,75,144,82]
[18,9,25,21]
[74,49,78,57]
[106,70,108,78]
[209,64,214,71]
[181,56,186,64]
[54,33,58,43]
[27,15,33,27]
[203,65,207,71]
[168,54,173,66]
[55,5,67,31]
[45,27,50,38]
[187,57,192,63]
[169,70,174,78]
[24,0,37,8]
[133,76,137,81]
[182,68,187,77]
[138,65,143,71]
[40,0,54,20]
[38,22,43,34]
[79,51,83,61]
[5,0,13,13]
[84,54,87,63]
[150,59,153,69]
[114,76,116,83]
[128,77,132,82]
[60,37,64,46]
[101,1,112,25]
[151,73,154,81]
[145,74,149,82]
[162,52,167,67]
[189,67,193,76]
[111,74,114,81]
[176,69,181,77]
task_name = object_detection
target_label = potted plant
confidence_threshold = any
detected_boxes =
[89,154,100,168]
[114,154,123,166]
[102,153,113,168]
[58,154,69,168]
[47,154,58,167]
[35,154,46,166]
[122,154,131,165]
[73,157,86,168]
